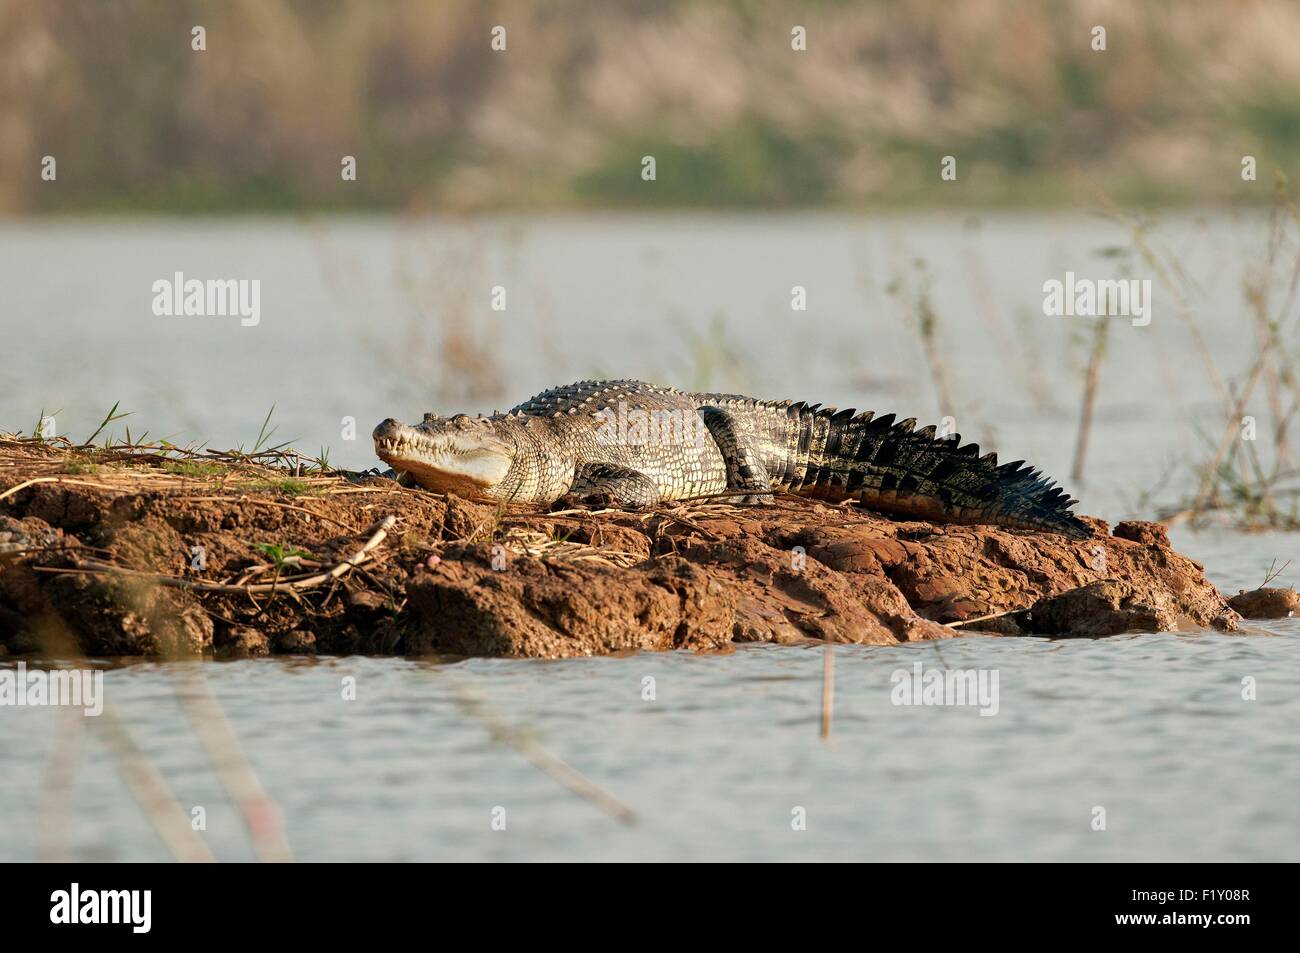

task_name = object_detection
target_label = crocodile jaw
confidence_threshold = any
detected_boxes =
[373,417,513,497]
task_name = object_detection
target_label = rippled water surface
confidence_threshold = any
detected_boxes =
[2,618,1297,862]
[1,213,1297,860]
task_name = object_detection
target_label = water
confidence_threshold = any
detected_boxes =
[1,627,1296,862]
[1,212,1297,860]
[0,209,1284,520]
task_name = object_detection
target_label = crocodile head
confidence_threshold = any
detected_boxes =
[373,414,515,497]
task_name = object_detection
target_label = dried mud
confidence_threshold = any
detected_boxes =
[0,439,1255,660]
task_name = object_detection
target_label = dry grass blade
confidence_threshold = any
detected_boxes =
[1172,187,1300,529]
[820,644,835,740]
[499,527,642,569]
[33,516,397,595]
[1262,558,1291,587]
[452,684,637,826]
[173,666,293,862]
[0,475,132,504]
[34,625,215,862]
[946,607,1026,628]
[39,702,85,863]
[95,707,217,862]
[1070,315,1109,484]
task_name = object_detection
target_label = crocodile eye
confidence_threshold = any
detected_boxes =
[450,414,473,430]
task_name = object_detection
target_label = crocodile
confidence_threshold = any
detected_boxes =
[373,379,1091,539]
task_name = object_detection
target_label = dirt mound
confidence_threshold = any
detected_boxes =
[0,436,1244,659]
[1227,586,1298,619]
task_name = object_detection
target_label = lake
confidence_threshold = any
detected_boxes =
[1,212,1296,860]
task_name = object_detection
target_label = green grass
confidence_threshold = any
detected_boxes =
[245,478,320,497]
[1238,91,1300,156]
[573,119,849,206]
[161,460,228,479]
[253,541,318,569]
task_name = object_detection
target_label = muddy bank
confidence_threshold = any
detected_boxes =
[0,437,1253,660]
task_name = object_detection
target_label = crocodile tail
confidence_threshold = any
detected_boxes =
[778,404,1091,540]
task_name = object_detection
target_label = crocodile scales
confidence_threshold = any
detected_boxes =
[373,380,1090,538]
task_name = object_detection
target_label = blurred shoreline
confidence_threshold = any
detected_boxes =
[3,0,1297,214]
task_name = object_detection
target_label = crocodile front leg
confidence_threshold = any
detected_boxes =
[698,406,776,505]
[553,462,662,510]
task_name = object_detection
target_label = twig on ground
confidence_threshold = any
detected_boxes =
[33,516,398,595]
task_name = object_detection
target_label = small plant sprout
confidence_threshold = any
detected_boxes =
[240,404,296,458]
[1261,559,1291,588]
[253,542,317,571]
[82,401,133,448]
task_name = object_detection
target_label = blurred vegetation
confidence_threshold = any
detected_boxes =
[1,0,1298,213]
